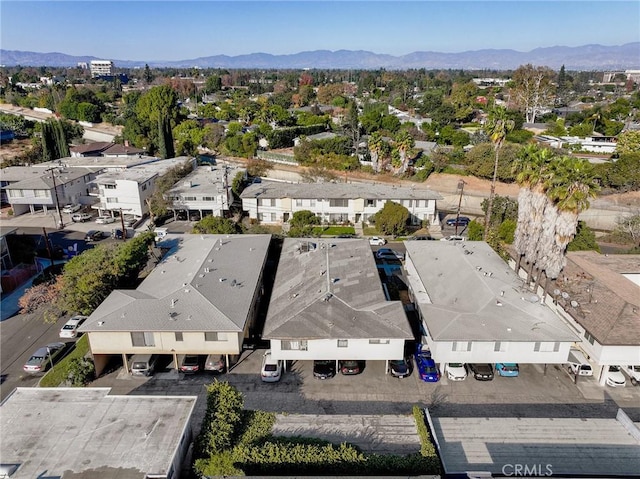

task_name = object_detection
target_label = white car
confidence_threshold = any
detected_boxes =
[62,204,81,213]
[59,315,88,339]
[260,350,283,382]
[440,235,465,242]
[71,213,92,222]
[606,365,626,387]
[624,365,640,386]
[446,363,467,381]
[95,216,116,224]
[369,236,387,246]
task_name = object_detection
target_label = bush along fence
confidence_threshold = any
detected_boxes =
[192,381,441,477]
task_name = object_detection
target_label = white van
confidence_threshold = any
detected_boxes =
[130,354,157,376]
[154,228,168,242]
[567,348,593,376]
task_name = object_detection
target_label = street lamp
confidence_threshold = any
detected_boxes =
[46,346,54,371]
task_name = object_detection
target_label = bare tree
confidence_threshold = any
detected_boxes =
[511,64,556,123]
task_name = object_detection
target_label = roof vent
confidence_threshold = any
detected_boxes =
[231,279,237,287]
[204,268,210,273]
[171,299,177,308]
[219,278,226,282]
[570,300,579,308]
[323,293,333,302]
[98,321,104,326]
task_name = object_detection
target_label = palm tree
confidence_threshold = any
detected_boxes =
[368,131,384,173]
[483,106,515,239]
[394,130,415,175]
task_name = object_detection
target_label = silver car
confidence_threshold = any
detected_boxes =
[23,342,66,373]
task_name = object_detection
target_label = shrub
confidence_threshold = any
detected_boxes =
[413,406,437,457]
[40,335,90,387]
[67,357,95,386]
[497,219,517,244]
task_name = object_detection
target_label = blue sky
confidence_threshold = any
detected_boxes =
[2,1,639,61]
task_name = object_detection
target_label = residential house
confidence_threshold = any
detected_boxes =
[240,180,442,226]
[404,241,579,367]
[0,388,195,479]
[79,234,271,375]
[1,166,100,215]
[70,141,145,158]
[90,157,195,219]
[540,251,640,385]
[263,238,413,371]
[165,164,244,220]
[292,131,338,147]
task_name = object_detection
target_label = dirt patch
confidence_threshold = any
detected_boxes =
[0,138,34,165]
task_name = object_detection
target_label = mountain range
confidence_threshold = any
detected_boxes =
[1,43,639,70]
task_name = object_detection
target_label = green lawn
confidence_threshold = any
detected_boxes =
[40,335,90,387]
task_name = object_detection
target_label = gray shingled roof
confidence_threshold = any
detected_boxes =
[552,251,640,345]
[404,241,578,342]
[263,238,412,340]
[167,165,244,195]
[81,234,271,333]
[1,166,97,189]
[240,180,442,201]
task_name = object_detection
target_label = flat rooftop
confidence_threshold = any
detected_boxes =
[430,410,640,477]
[0,388,196,479]
[34,155,162,170]
[93,157,192,184]
[167,164,245,195]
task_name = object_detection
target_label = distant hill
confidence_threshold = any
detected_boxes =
[1,43,639,70]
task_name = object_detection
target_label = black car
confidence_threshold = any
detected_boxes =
[445,216,471,227]
[179,355,201,374]
[84,230,104,242]
[339,360,363,375]
[313,360,336,379]
[468,363,494,381]
[389,358,411,378]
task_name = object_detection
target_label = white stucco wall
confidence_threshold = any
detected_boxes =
[269,338,406,361]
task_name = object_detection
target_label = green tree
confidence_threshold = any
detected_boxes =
[290,210,320,228]
[511,64,556,123]
[567,221,600,252]
[143,64,153,84]
[192,215,240,234]
[483,106,515,238]
[394,130,415,175]
[616,131,640,155]
[374,201,410,236]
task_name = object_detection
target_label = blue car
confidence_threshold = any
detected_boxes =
[495,363,519,377]
[415,344,440,382]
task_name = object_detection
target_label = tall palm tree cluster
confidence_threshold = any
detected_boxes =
[512,144,600,290]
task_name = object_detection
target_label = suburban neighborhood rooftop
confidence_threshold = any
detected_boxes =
[92,156,192,184]
[404,241,578,342]
[263,238,412,340]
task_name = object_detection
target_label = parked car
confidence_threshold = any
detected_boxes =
[415,344,439,382]
[59,315,88,339]
[84,230,105,242]
[624,365,640,386]
[313,360,336,380]
[408,235,433,241]
[204,354,226,373]
[375,248,405,261]
[179,355,201,374]
[23,342,66,373]
[445,216,471,227]
[111,228,134,239]
[95,216,116,224]
[495,363,519,377]
[368,236,387,246]
[71,213,92,222]
[130,354,157,376]
[62,204,81,213]
[469,363,494,381]
[122,216,137,227]
[446,363,467,381]
[567,348,593,376]
[389,358,411,378]
[440,235,465,242]
[260,350,283,382]
[339,360,362,375]
[606,365,626,387]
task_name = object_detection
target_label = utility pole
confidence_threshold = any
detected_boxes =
[455,179,466,236]
[46,167,64,229]
[42,227,54,268]
[119,208,126,240]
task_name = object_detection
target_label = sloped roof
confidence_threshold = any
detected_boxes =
[263,238,412,340]
[551,251,640,345]
[81,234,271,333]
[1,167,98,190]
[70,142,113,155]
[404,241,578,342]
[240,180,442,201]
[102,143,145,155]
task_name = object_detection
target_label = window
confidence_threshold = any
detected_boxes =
[202,196,215,202]
[175,332,183,342]
[34,189,49,198]
[309,199,316,207]
[281,340,308,351]
[269,198,276,207]
[296,199,303,207]
[183,196,196,201]
[329,199,348,208]
[337,339,348,348]
[257,198,264,206]
[366,199,376,207]
[270,213,276,222]
[584,331,595,345]
[131,332,155,347]
[141,184,147,191]
[494,341,506,352]
[257,213,264,221]
[106,197,118,203]
[103,184,116,189]
[452,341,472,352]
[369,339,390,344]
[204,332,219,341]
[534,342,559,352]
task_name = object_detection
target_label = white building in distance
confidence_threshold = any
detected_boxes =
[90,60,113,77]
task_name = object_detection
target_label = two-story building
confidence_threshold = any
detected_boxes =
[165,164,244,220]
[79,234,272,375]
[404,241,579,368]
[240,181,442,226]
[1,166,100,215]
[263,238,413,372]
[90,157,195,219]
